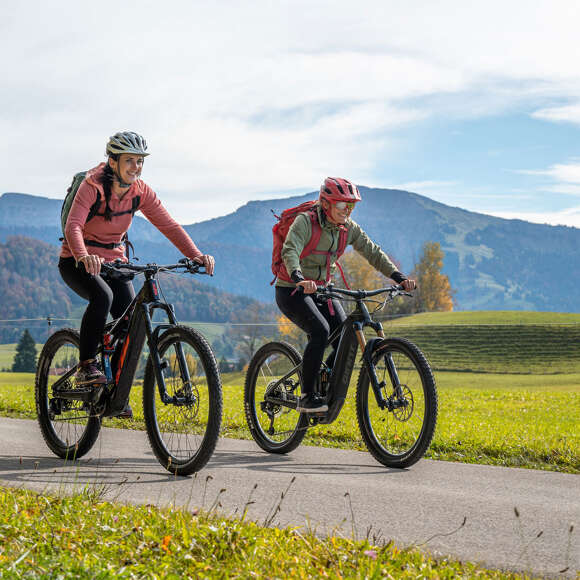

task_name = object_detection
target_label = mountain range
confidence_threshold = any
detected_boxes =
[1,187,578,312]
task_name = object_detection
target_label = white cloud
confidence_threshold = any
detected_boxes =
[487,207,580,229]
[517,161,580,199]
[2,1,580,221]
[531,104,580,125]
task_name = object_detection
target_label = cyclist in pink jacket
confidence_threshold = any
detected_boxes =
[59,131,214,416]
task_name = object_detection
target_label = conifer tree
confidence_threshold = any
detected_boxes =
[12,329,37,372]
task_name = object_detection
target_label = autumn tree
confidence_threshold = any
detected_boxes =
[337,251,413,315]
[12,329,37,372]
[338,251,393,291]
[277,313,307,350]
[411,242,455,312]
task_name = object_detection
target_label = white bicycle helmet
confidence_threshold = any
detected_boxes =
[106,131,149,156]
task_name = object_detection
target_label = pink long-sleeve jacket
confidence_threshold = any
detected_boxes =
[60,163,203,263]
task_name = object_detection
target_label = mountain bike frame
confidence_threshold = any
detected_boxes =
[267,285,410,424]
[49,261,198,417]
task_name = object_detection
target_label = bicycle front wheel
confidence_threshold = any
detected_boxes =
[35,328,101,460]
[143,325,222,476]
[244,342,308,454]
[356,337,437,468]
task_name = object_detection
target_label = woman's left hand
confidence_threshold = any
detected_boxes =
[401,279,417,292]
[195,254,215,276]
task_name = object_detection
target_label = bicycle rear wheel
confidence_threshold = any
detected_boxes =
[244,342,308,454]
[143,325,222,476]
[356,337,437,468]
[35,329,102,460]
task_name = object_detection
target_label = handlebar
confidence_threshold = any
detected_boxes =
[101,258,207,277]
[314,284,413,301]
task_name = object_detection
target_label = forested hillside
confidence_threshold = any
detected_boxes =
[0,236,276,343]
[1,188,579,311]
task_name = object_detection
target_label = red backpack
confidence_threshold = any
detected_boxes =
[271,200,350,286]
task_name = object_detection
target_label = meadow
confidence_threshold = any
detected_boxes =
[0,315,577,578]
[381,311,580,374]
[1,369,578,474]
[0,486,534,578]
[0,312,578,474]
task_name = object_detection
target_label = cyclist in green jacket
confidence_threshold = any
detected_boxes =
[276,177,416,413]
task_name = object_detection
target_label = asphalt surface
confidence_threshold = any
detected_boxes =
[0,417,577,577]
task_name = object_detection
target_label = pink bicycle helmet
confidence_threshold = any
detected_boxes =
[319,177,361,204]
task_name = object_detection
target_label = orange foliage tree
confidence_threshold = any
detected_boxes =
[411,242,455,312]
[276,313,307,350]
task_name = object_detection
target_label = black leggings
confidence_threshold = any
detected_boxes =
[275,286,346,394]
[59,257,135,361]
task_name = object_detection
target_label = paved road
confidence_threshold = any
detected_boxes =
[0,417,577,577]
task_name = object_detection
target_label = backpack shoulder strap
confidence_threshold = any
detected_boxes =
[300,209,322,258]
[85,190,102,223]
[337,225,349,257]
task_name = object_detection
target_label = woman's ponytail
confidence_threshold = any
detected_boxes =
[101,158,116,222]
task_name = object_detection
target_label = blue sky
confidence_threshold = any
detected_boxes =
[1,1,580,228]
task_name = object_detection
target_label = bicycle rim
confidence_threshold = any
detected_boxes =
[144,326,222,475]
[244,342,308,453]
[357,338,437,468]
[35,329,101,459]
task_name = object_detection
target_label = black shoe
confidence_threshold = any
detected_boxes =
[75,359,107,386]
[117,403,133,420]
[297,393,328,413]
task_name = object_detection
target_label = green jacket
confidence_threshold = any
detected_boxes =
[277,204,398,287]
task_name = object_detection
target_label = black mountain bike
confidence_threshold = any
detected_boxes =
[35,259,222,475]
[244,284,437,468]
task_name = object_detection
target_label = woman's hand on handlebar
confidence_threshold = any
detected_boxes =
[194,254,215,276]
[296,280,318,294]
[401,278,417,292]
[78,254,104,276]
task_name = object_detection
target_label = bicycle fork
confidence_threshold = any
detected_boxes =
[145,303,194,405]
[358,324,405,411]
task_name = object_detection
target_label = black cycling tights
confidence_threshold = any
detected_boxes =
[59,257,135,362]
[275,286,346,394]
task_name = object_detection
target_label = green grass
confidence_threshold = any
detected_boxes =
[384,310,580,326]
[0,486,532,578]
[2,371,578,474]
[376,313,580,374]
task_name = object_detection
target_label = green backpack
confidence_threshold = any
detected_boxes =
[60,171,140,244]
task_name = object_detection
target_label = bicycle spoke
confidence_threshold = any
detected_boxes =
[244,342,309,453]
[357,338,437,468]
[35,329,101,459]
[144,326,222,475]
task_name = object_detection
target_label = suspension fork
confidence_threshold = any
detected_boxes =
[145,302,192,404]
[359,320,401,410]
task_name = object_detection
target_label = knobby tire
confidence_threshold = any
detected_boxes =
[143,325,222,476]
[35,328,102,460]
[244,341,308,454]
[356,337,438,468]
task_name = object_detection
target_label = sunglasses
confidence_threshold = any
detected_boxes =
[334,201,355,211]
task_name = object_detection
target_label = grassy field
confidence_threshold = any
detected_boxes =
[0,486,533,578]
[377,312,580,374]
[1,370,578,474]
[384,311,580,326]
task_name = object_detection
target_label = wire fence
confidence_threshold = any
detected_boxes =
[1,316,579,375]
